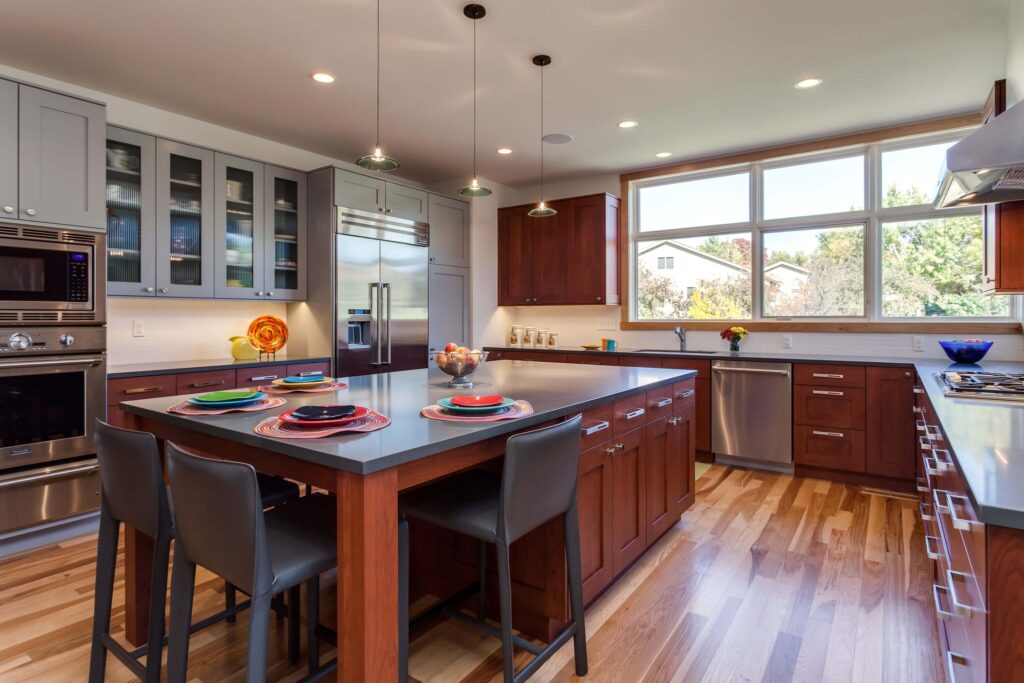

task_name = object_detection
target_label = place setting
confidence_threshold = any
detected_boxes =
[166,389,287,416]
[254,403,390,439]
[421,393,534,422]
[257,371,348,394]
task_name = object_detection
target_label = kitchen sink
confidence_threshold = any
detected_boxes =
[635,349,720,354]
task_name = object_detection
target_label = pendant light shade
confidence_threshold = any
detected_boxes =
[527,54,556,218]
[458,4,492,197]
[357,0,399,172]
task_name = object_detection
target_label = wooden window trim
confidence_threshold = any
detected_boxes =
[620,320,1022,334]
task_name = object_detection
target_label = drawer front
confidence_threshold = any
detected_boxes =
[237,366,286,386]
[794,363,865,388]
[794,385,865,429]
[794,425,866,472]
[646,386,676,422]
[662,358,711,380]
[565,354,619,366]
[580,403,615,451]
[286,361,331,377]
[613,394,648,436]
[673,378,697,408]
[175,369,236,395]
[108,374,177,405]
[618,356,664,368]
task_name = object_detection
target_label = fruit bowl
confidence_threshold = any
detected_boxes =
[939,340,993,364]
[433,350,488,388]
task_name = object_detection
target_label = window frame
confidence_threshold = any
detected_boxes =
[625,126,1020,327]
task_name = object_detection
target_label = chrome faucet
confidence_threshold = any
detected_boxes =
[674,326,686,351]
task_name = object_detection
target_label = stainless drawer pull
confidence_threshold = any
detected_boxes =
[913,386,924,394]
[933,584,954,620]
[934,489,953,516]
[812,372,844,379]
[679,389,696,398]
[915,419,927,432]
[925,425,944,442]
[625,408,645,420]
[946,651,968,683]
[713,366,790,376]
[297,370,323,377]
[0,462,99,489]
[947,569,982,617]
[811,430,844,439]
[190,380,225,388]
[653,398,673,408]
[916,476,929,493]
[582,421,610,436]
[812,389,844,396]
[932,449,954,471]
[669,417,682,426]
[947,493,978,531]
[124,386,163,395]
[251,374,279,381]
[918,435,932,451]
[924,535,942,561]
[605,446,617,456]
[922,457,942,477]
[912,406,925,414]
[919,502,935,522]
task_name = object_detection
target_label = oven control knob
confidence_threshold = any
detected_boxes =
[60,334,75,347]
[8,333,31,350]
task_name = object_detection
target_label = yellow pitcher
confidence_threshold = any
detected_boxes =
[229,335,259,361]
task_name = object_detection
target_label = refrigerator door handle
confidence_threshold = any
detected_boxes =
[369,282,381,367]
[383,282,392,365]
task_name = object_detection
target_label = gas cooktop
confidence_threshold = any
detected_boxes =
[941,370,1024,401]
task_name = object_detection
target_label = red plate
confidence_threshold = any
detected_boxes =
[279,406,369,426]
[449,395,505,408]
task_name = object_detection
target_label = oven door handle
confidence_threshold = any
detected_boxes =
[0,356,105,370]
[0,460,99,489]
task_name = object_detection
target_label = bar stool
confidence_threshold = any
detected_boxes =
[165,444,338,683]
[88,420,300,683]
[398,415,589,683]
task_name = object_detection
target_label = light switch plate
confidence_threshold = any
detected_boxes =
[132,320,145,337]
[912,336,924,352]
[782,334,793,349]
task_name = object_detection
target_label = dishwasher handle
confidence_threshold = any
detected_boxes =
[712,365,791,377]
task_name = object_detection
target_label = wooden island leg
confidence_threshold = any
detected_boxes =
[124,525,154,646]
[337,468,400,682]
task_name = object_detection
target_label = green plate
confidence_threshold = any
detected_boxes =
[193,390,260,403]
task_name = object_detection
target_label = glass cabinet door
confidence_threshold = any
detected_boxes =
[105,127,156,296]
[264,165,306,300]
[214,154,264,299]
[155,140,214,297]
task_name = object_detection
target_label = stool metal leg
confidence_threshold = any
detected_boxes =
[166,553,196,683]
[564,502,588,676]
[225,583,237,623]
[287,584,301,663]
[495,541,515,683]
[144,533,172,683]
[398,514,409,683]
[246,592,272,683]
[477,539,487,620]
[306,577,320,674]
[88,506,119,683]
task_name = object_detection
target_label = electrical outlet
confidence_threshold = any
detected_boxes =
[912,336,924,352]
[597,318,617,331]
[132,320,145,338]
[782,334,793,349]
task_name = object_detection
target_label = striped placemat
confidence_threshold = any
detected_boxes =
[167,397,287,416]
[253,409,390,438]
[420,400,534,422]
[257,382,348,394]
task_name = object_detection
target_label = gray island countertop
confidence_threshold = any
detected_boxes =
[120,360,695,475]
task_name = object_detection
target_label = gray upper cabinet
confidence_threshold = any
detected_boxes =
[385,184,429,223]
[155,139,215,298]
[214,153,265,299]
[428,264,471,352]
[428,194,469,267]
[18,85,106,229]
[0,80,17,219]
[334,169,385,213]
[264,165,307,301]
[106,126,157,296]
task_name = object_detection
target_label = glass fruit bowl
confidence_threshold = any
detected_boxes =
[938,340,993,364]
[433,350,488,388]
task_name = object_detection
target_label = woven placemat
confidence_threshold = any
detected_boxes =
[253,409,390,438]
[257,382,348,394]
[420,400,534,422]
[167,397,287,416]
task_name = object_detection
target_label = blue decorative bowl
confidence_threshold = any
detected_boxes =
[938,340,993,364]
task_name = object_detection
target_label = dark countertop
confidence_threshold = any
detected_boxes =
[915,359,1024,530]
[107,355,332,379]
[484,345,916,367]
[120,360,696,475]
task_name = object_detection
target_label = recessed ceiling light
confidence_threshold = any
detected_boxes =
[311,72,335,84]
[794,77,823,90]
[543,133,573,144]
[655,152,672,158]
[497,147,512,155]
[618,120,639,129]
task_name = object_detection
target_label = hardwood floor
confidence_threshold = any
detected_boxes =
[0,465,941,682]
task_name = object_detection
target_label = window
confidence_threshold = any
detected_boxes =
[637,233,752,320]
[628,130,1016,324]
[763,225,865,317]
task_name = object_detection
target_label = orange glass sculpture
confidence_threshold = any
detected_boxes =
[247,315,288,356]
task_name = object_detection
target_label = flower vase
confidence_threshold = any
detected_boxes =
[729,339,741,352]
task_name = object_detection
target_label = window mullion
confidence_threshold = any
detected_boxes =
[752,162,763,320]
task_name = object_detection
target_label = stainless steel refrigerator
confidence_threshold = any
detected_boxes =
[335,207,429,378]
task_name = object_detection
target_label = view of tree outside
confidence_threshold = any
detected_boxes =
[762,225,865,316]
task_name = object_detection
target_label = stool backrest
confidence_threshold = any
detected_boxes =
[165,444,271,596]
[93,419,170,539]
[499,414,583,543]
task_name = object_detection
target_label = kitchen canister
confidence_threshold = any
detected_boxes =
[523,327,536,347]
[510,325,523,347]
[547,331,560,348]
[537,329,549,348]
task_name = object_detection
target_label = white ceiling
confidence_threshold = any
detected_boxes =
[0,0,1010,186]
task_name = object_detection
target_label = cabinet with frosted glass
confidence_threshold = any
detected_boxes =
[214,153,264,298]
[263,165,306,300]
[105,126,157,296]
[155,140,215,297]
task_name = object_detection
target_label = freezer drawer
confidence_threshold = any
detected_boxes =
[0,459,100,533]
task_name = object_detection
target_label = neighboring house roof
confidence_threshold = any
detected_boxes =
[637,240,746,273]
[764,261,810,276]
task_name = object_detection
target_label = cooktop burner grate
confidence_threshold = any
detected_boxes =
[941,371,1024,400]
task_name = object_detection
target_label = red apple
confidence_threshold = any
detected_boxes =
[444,342,459,353]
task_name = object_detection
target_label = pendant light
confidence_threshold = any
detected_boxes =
[528,55,556,218]
[458,4,492,197]
[356,0,399,172]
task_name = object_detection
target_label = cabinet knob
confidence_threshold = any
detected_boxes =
[159,287,168,293]
[266,291,274,297]
[144,287,154,293]
[2,206,12,214]
[378,206,384,212]
[597,296,602,301]
[24,208,36,216]
[386,208,392,214]
[255,291,264,297]
[905,371,911,378]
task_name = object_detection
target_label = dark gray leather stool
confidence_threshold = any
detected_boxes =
[165,444,338,683]
[398,415,589,683]
[88,420,300,683]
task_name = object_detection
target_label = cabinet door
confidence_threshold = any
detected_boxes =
[334,169,385,213]
[498,210,533,305]
[645,416,674,543]
[530,211,567,305]
[0,79,16,218]
[106,126,157,296]
[669,404,696,517]
[578,442,614,604]
[428,264,470,352]
[428,194,469,267]
[565,194,608,304]
[155,139,215,297]
[611,427,646,575]
[865,366,916,479]
[18,85,106,229]
[385,183,428,223]
[264,165,306,301]
[214,154,264,299]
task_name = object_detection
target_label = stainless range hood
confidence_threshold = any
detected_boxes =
[934,100,1024,208]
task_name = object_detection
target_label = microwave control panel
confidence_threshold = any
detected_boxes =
[0,327,105,355]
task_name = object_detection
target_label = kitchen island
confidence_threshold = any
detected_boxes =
[119,360,697,682]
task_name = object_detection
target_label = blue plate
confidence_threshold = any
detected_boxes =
[187,391,268,407]
[437,397,515,414]
[283,374,325,384]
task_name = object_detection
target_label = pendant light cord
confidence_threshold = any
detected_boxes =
[376,0,381,150]
[539,64,545,203]
[472,18,477,179]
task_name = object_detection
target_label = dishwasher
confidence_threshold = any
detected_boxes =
[711,360,793,470]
